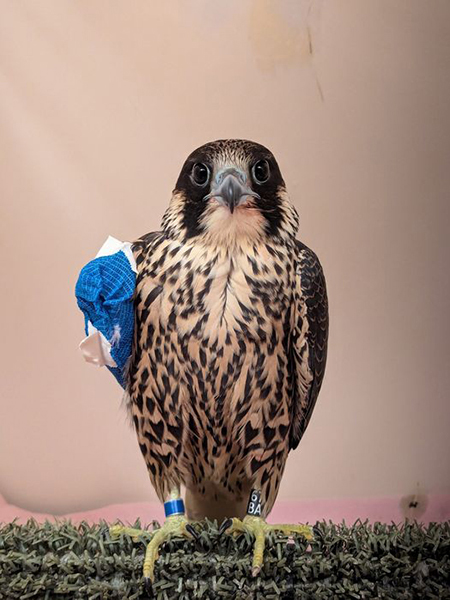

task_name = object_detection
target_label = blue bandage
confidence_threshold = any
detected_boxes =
[164,498,185,517]
[75,238,136,388]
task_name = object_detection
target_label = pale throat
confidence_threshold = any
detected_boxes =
[199,203,267,247]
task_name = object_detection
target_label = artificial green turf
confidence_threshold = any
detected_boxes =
[0,519,449,599]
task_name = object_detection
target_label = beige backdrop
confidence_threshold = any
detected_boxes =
[1,0,449,515]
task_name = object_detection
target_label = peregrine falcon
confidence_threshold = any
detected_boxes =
[117,139,328,583]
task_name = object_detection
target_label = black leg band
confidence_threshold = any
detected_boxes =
[246,489,263,516]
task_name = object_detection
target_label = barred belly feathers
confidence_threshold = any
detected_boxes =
[126,140,328,523]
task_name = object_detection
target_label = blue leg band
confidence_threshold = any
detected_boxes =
[164,498,185,517]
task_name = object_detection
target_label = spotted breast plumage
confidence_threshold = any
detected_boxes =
[123,139,328,583]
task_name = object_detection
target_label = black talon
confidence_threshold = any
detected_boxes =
[185,523,200,541]
[285,539,296,555]
[144,577,154,597]
[219,517,233,535]
[283,538,296,599]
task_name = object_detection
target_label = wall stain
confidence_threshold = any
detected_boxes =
[248,0,324,101]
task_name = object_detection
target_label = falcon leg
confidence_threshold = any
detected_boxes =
[220,489,312,577]
[110,487,197,587]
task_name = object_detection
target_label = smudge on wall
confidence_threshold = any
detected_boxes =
[248,0,323,71]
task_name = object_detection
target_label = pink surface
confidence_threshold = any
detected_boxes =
[1,492,449,526]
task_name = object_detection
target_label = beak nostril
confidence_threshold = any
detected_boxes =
[215,168,247,185]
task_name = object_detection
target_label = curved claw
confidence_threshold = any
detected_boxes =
[285,535,296,554]
[219,517,233,535]
[185,523,200,541]
[144,576,153,597]
[252,565,261,578]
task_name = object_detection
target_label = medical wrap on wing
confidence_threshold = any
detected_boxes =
[75,237,136,388]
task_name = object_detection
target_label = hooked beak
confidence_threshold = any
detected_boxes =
[204,168,260,213]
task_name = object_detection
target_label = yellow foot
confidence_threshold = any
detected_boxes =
[220,515,312,577]
[110,515,197,585]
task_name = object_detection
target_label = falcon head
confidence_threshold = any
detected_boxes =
[162,140,299,245]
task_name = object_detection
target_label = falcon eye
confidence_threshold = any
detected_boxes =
[252,159,270,184]
[191,163,210,187]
